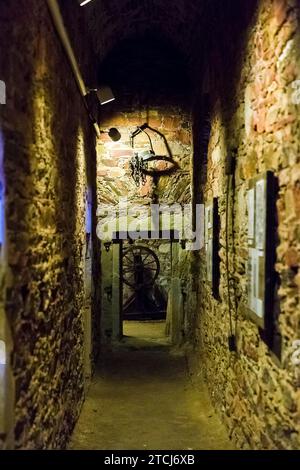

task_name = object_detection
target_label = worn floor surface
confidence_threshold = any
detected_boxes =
[69,321,234,450]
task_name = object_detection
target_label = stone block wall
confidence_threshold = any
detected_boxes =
[191,0,300,449]
[0,1,99,449]
[97,105,192,206]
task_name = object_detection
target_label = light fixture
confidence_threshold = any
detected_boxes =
[86,86,115,105]
[97,86,115,105]
[78,0,95,6]
[101,127,121,142]
[104,241,112,252]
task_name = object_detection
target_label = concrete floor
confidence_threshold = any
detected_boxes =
[69,321,234,450]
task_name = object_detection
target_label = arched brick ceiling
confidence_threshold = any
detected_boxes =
[83,0,212,65]
[81,0,259,94]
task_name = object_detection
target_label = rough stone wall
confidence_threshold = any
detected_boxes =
[97,105,192,206]
[0,1,98,449]
[192,0,300,450]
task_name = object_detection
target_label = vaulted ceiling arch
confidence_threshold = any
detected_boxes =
[82,0,212,67]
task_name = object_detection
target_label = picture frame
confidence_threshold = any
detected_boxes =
[246,171,276,333]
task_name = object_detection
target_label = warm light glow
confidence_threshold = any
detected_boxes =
[79,0,94,6]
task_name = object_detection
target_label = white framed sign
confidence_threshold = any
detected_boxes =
[247,171,276,330]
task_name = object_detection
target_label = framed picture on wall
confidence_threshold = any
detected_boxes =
[247,171,276,331]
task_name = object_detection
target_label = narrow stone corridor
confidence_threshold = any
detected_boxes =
[69,322,233,450]
[1,0,300,453]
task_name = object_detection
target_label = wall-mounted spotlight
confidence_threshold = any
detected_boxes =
[86,86,115,106]
[100,128,121,142]
[78,0,95,6]
[97,86,115,105]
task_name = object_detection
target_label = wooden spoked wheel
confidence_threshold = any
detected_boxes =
[122,246,160,290]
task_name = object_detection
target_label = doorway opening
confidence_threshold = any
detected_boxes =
[121,238,170,344]
[101,230,182,343]
[122,241,168,321]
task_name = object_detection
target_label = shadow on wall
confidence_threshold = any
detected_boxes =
[129,123,180,197]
